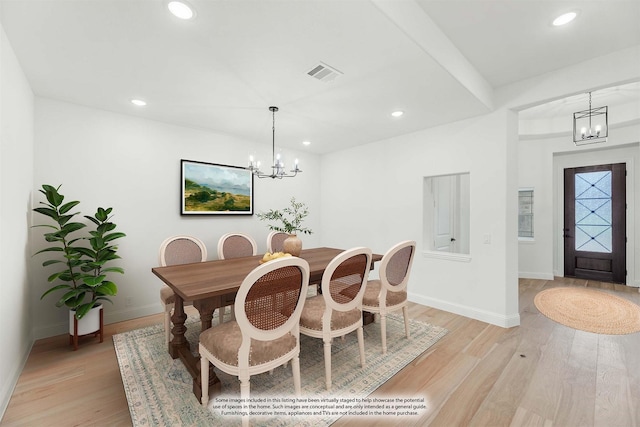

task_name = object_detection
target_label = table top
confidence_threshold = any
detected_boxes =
[152,247,382,301]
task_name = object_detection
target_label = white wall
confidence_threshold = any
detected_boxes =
[517,137,555,280]
[31,98,323,338]
[0,24,34,418]
[320,109,521,328]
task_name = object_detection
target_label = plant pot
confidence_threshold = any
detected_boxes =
[282,234,302,256]
[69,304,103,350]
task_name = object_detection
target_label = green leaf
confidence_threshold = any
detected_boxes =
[57,214,75,227]
[41,184,58,194]
[82,275,106,286]
[44,185,64,207]
[95,207,109,222]
[33,207,60,221]
[95,281,117,296]
[33,247,64,256]
[61,222,86,234]
[103,232,126,242]
[74,247,95,258]
[101,266,124,274]
[42,259,64,267]
[58,200,80,214]
[85,215,101,226]
[60,290,85,306]
[90,236,105,250]
[31,224,58,231]
[74,303,94,319]
[40,284,73,300]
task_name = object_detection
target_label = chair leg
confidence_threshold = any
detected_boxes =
[292,355,301,396]
[380,313,387,354]
[323,339,332,391]
[357,326,366,367]
[402,306,410,339]
[239,374,250,427]
[200,352,209,407]
[164,304,173,346]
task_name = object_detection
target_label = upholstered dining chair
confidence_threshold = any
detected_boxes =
[159,235,208,346]
[217,232,257,260]
[217,233,258,321]
[199,257,310,427]
[362,240,416,354]
[267,230,289,253]
[299,247,372,391]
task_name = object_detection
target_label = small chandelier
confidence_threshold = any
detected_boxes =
[573,92,608,145]
[248,106,302,179]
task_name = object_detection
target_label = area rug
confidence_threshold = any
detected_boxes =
[114,313,448,426]
[534,286,640,335]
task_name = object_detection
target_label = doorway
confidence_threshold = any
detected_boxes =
[564,163,626,283]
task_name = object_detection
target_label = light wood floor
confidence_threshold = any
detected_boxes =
[2,278,639,426]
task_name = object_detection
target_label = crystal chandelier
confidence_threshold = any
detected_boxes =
[573,92,608,145]
[248,106,302,179]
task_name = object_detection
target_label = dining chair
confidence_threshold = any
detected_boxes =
[362,240,416,354]
[267,230,289,253]
[199,257,310,427]
[299,247,372,391]
[217,232,257,259]
[158,235,208,346]
[217,233,258,321]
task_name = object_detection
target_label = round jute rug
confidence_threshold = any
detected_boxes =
[534,287,640,335]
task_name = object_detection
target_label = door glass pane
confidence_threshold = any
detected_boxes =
[575,171,612,253]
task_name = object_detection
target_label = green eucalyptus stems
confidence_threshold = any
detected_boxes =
[33,184,126,319]
[256,197,313,235]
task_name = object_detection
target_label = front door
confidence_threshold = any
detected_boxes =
[564,163,626,283]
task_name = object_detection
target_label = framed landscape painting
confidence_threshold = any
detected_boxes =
[181,159,253,215]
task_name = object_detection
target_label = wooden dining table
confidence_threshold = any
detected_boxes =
[151,247,382,401]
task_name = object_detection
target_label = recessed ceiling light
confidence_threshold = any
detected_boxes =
[391,111,404,118]
[302,140,311,146]
[130,99,147,107]
[167,1,195,20]
[553,12,577,26]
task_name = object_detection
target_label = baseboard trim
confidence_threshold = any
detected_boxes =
[409,293,520,328]
[519,271,555,280]
[0,334,34,421]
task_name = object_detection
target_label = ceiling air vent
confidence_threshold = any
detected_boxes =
[307,62,343,83]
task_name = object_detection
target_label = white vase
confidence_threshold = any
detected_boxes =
[69,304,103,336]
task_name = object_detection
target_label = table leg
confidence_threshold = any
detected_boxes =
[194,296,220,332]
[169,295,189,358]
[169,295,221,401]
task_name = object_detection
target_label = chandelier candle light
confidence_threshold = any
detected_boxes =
[248,106,302,179]
[573,92,608,146]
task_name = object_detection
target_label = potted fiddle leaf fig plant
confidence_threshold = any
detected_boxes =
[33,184,125,348]
[257,197,312,256]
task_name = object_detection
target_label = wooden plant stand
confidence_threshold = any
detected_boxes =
[69,308,104,351]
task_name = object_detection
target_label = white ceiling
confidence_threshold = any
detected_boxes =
[1,0,639,154]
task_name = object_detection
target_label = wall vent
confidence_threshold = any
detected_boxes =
[307,62,343,83]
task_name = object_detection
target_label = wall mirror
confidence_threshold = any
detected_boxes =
[423,173,470,255]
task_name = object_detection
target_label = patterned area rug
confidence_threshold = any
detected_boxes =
[114,313,447,426]
[534,286,640,335]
